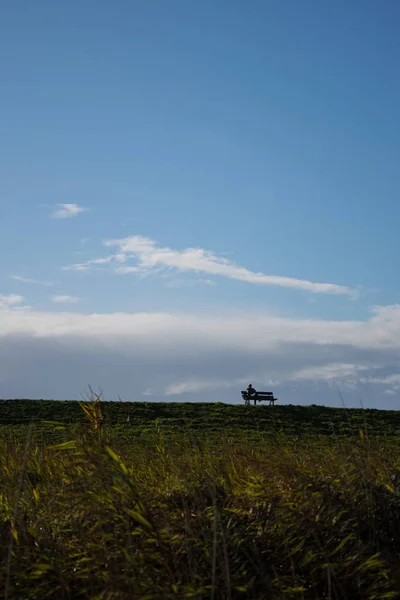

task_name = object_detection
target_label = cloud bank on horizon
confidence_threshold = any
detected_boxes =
[1,293,400,406]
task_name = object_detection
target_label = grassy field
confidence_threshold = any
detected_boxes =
[1,398,400,599]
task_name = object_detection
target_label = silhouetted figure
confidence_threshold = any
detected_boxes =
[247,384,258,405]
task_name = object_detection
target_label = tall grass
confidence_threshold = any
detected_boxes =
[1,399,400,598]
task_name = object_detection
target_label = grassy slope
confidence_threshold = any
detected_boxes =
[1,398,400,436]
[1,400,400,599]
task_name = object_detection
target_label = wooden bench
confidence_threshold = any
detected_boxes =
[241,390,277,406]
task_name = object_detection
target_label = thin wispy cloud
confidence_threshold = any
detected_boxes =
[64,235,354,296]
[50,204,88,219]
[164,377,250,396]
[289,363,371,382]
[51,295,81,304]
[142,389,155,396]
[164,277,217,289]
[10,275,56,287]
[62,255,126,272]
[360,374,400,386]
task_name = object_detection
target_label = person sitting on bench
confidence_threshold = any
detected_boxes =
[247,384,257,398]
[241,386,276,406]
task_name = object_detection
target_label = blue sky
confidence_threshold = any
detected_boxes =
[2,1,400,406]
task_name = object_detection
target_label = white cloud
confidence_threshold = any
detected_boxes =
[109,236,353,295]
[1,303,400,347]
[51,295,81,304]
[0,294,25,309]
[64,235,354,296]
[10,275,55,287]
[50,204,88,219]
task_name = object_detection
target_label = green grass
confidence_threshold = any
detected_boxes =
[1,398,400,598]
[3,399,400,438]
